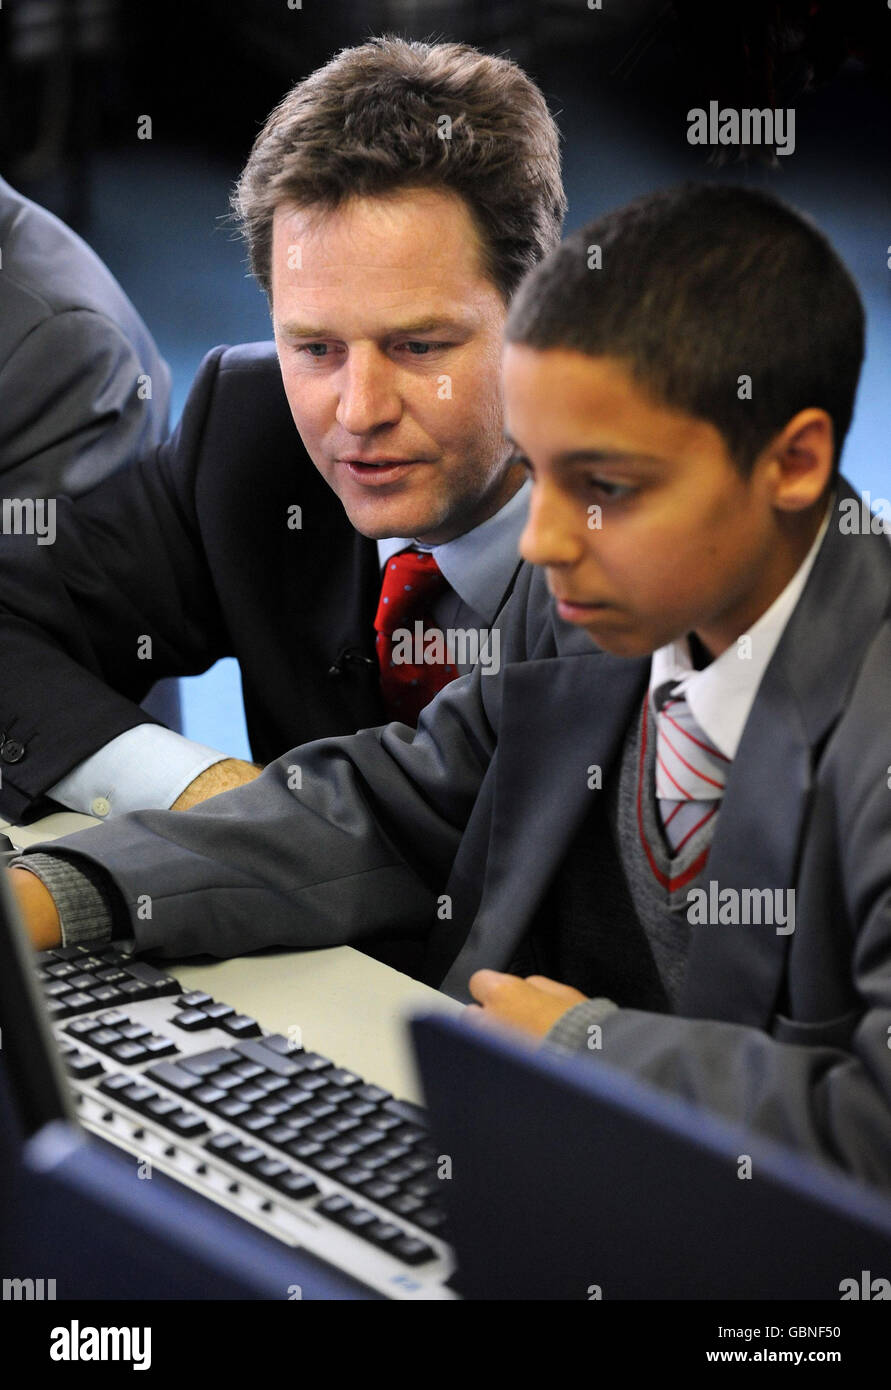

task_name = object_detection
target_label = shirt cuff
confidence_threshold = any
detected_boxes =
[47,724,230,818]
[542,997,620,1055]
[11,851,117,947]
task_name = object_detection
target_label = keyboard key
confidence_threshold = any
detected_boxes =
[330,1139,365,1159]
[273,1171,318,1200]
[387,1194,423,1218]
[231,1061,265,1081]
[303,1101,336,1121]
[320,1087,352,1105]
[45,980,76,998]
[414,1208,447,1232]
[366,1113,402,1133]
[258,1034,301,1056]
[119,1023,151,1040]
[90,1028,123,1048]
[380,1164,414,1184]
[216,1099,250,1120]
[96,968,129,983]
[365,1220,401,1248]
[382,1097,429,1128]
[233,1084,266,1105]
[172,1009,212,1031]
[342,1208,377,1233]
[356,1083,390,1104]
[167,1111,209,1137]
[89,987,125,1005]
[256,1074,290,1094]
[145,1096,181,1119]
[316,1193,352,1218]
[120,1083,158,1110]
[304,1123,338,1144]
[265,1124,300,1148]
[142,1036,178,1057]
[118,980,152,997]
[145,1061,202,1093]
[258,1098,292,1118]
[96,1012,129,1028]
[68,972,98,990]
[390,1236,437,1266]
[64,1052,105,1080]
[342,1099,376,1119]
[233,1039,302,1078]
[221,1014,261,1038]
[337,1165,375,1188]
[109,1041,149,1063]
[66,1017,102,1037]
[360,1180,399,1204]
[60,992,95,1011]
[241,1113,276,1133]
[192,1085,227,1107]
[254,1156,289,1181]
[230,1144,266,1169]
[180,1048,241,1076]
[211,1071,244,1090]
[202,1002,234,1020]
[324,1067,361,1089]
[314,1153,348,1175]
[286,1140,323,1163]
[45,961,79,977]
[329,1115,361,1135]
[98,1073,133,1096]
[178,991,212,1009]
[407,1178,438,1200]
[295,1053,331,1073]
[205,1131,241,1156]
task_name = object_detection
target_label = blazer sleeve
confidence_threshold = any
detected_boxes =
[24,567,543,959]
[0,347,233,820]
[543,703,891,1194]
[0,308,171,497]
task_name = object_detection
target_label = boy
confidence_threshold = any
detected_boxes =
[11,185,891,1190]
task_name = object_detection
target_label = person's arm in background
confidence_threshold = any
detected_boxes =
[0,309,172,498]
[0,347,257,822]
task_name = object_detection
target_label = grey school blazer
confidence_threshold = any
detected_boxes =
[33,477,891,1190]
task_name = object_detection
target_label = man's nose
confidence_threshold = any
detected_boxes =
[335,347,402,435]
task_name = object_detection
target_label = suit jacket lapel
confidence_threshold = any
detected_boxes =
[438,645,648,997]
[682,479,891,1024]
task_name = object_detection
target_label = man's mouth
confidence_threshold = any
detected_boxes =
[338,457,430,485]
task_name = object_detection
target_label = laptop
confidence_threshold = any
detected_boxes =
[410,1012,891,1300]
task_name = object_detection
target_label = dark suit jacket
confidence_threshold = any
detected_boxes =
[36,479,891,1188]
[0,343,405,820]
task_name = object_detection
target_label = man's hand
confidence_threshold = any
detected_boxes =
[171,758,263,810]
[466,969,588,1039]
[7,867,62,950]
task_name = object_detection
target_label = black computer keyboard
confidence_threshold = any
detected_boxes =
[36,942,456,1299]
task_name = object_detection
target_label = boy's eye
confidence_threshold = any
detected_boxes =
[299,343,335,358]
[585,477,634,501]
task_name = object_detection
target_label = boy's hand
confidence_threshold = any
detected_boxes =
[7,867,62,950]
[466,969,588,1038]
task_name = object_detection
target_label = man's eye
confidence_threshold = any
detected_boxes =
[299,343,331,358]
[399,341,445,355]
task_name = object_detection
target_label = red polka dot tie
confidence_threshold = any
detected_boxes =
[374,548,456,725]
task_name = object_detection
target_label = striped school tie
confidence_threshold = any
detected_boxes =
[652,680,730,855]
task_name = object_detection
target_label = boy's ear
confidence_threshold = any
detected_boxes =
[768,409,834,513]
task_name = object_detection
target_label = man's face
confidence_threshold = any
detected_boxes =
[504,347,794,660]
[270,188,522,545]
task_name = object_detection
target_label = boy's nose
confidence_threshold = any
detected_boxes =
[519,482,587,568]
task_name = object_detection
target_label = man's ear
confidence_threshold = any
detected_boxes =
[769,409,834,513]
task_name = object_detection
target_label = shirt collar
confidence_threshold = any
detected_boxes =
[649,502,832,760]
[376,479,530,623]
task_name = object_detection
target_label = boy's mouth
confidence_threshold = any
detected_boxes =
[552,594,614,624]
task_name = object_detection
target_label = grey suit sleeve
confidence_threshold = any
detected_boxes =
[19,655,503,962]
[0,309,171,497]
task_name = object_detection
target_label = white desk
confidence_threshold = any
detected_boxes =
[2,811,463,1103]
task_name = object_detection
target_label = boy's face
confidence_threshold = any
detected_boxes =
[270,188,522,546]
[504,347,799,659]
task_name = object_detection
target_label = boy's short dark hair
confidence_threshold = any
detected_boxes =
[231,36,566,305]
[505,184,865,475]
